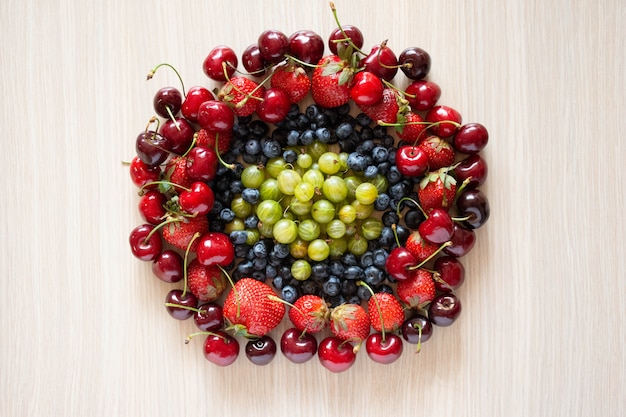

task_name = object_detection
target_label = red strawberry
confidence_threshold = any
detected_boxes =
[288,294,330,333]
[418,167,458,213]
[405,231,439,263]
[358,88,399,124]
[367,293,405,333]
[164,156,194,191]
[218,76,265,117]
[195,128,232,155]
[418,135,455,170]
[330,303,371,344]
[396,111,428,142]
[222,278,286,337]
[187,259,227,302]
[271,62,311,103]
[397,268,436,309]
[311,55,354,108]
[161,215,209,251]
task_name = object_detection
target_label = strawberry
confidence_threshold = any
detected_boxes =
[187,259,227,302]
[164,156,194,191]
[358,87,399,124]
[418,167,458,213]
[288,294,330,333]
[418,135,455,170]
[405,231,439,263]
[222,278,286,337]
[397,268,436,309]
[271,62,311,104]
[396,111,428,142]
[218,76,265,117]
[161,215,209,251]
[311,55,354,108]
[195,128,232,155]
[330,303,371,344]
[367,293,405,333]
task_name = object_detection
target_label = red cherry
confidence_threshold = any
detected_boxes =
[179,182,214,215]
[129,224,162,261]
[395,145,429,177]
[256,88,291,124]
[196,232,235,267]
[426,105,462,138]
[129,156,161,189]
[443,224,476,257]
[433,256,465,292]
[197,100,235,133]
[350,71,384,106]
[365,333,403,364]
[138,189,166,224]
[203,45,238,82]
[288,30,324,66]
[194,303,224,332]
[418,208,454,245]
[186,146,218,182]
[454,153,488,189]
[385,246,417,281]
[405,80,441,112]
[280,328,318,364]
[453,122,489,154]
[328,25,364,55]
[360,44,398,81]
[164,289,197,320]
[181,86,214,123]
[318,336,356,373]
[159,117,194,155]
[151,249,183,283]
[203,331,240,366]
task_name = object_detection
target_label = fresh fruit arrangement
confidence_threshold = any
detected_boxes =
[128,3,490,372]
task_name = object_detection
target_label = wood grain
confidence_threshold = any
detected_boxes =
[1,0,624,416]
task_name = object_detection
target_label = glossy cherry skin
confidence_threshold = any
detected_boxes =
[159,117,194,155]
[418,208,454,245]
[456,189,490,229]
[151,249,183,283]
[153,87,182,118]
[288,30,324,66]
[135,131,170,167]
[395,145,429,177]
[405,80,441,112]
[245,336,277,365]
[399,47,431,80]
[256,88,291,124]
[385,247,418,281]
[194,303,224,331]
[401,315,433,345]
[361,44,398,81]
[328,25,364,55]
[203,331,239,366]
[241,44,267,76]
[454,154,488,189]
[280,328,318,364]
[164,289,197,320]
[179,182,214,216]
[433,256,465,292]
[258,29,289,63]
[129,224,162,261]
[203,45,238,82]
[318,337,356,373]
[186,146,218,182]
[197,100,235,133]
[129,156,161,189]
[350,71,384,106]
[429,294,462,327]
[138,189,166,225]
[444,224,476,257]
[196,232,235,267]
[453,122,489,154]
[365,333,403,364]
[181,86,214,123]
[426,105,462,138]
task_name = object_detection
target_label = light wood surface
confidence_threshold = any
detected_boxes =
[1,0,625,416]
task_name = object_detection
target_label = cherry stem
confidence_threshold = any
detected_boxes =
[217,264,241,319]
[407,241,453,270]
[396,196,427,218]
[164,302,203,314]
[283,54,319,69]
[214,132,236,170]
[142,216,181,244]
[382,78,416,99]
[329,1,365,55]
[185,331,229,345]
[165,106,181,131]
[357,281,386,342]
[181,232,201,298]
[454,177,472,202]
[375,40,409,70]
[414,323,423,353]
[147,63,186,97]
[139,180,191,196]
[391,224,402,248]
[221,62,271,109]
[145,116,161,133]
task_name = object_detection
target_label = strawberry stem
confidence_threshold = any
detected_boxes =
[147,63,186,97]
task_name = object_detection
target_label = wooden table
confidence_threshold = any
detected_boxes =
[1,0,624,416]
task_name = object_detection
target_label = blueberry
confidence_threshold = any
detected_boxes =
[286,130,300,146]
[272,243,291,259]
[376,284,394,295]
[245,139,261,155]
[249,120,269,137]
[347,152,367,172]
[300,129,315,145]
[359,251,374,268]
[315,127,332,143]
[242,188,260,204]
[342,253,358,266]
[372,248,388,268]
[281,285,299,303]
[253,256,267,270]
[301,280,319,295]
[244,215,259,229]
[329,260,345,276]
[404,209,426,229]
[341,280,358,296]
[230,230,248,245]
[355,113,372,126]
[374,193,391,211]
[378,227,396,247]
[357,285,372,301]
[219,208,236,223]
[381,211,400,227]
[230,180,244,194]
[344,265,364,280]
[237,260,254,275]
[311,263,329,280]
[335,122,353,139]
[363,266,385,286]
[265,264,277,279]
[363,165,379,179]
[381,134,395,148]
[323,276,342,297]
[387,166,403,185]
[252,240,269,258]
[262,139,282,159]
[371,146,389,163]
[283,149,298,163]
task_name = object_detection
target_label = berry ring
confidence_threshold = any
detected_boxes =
[128,3,489,371]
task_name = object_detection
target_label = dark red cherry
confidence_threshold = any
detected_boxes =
[164,289,197,320]
[129,224,162,261]
[203,331,239,366]
[453,122,489,154]
[401,315,433,345]
[328,25,364,54]
[280,328,318,364]
[361,44,398,81]
[433,256,465,292]
[194,303,224,331]
[365,333,403,364]
[135,131,170,167]
[159,117,194,155]
[152,249,183,283]
[245,336,277,365]
[429,294,462,326]
[399,47,431,80]
[153,87,182,118]
[456,189,490,229]
[405,80,441,111]
[454,154,488,189]
[318,336,356,373]
[288,30,324,65]
[181,86,214,123]
[258,29,289,64]
[444,224,476,257]
[203,45,238,82]
[241,44,267,76]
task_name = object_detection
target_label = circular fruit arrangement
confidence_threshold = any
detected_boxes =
[128,3,490,372]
